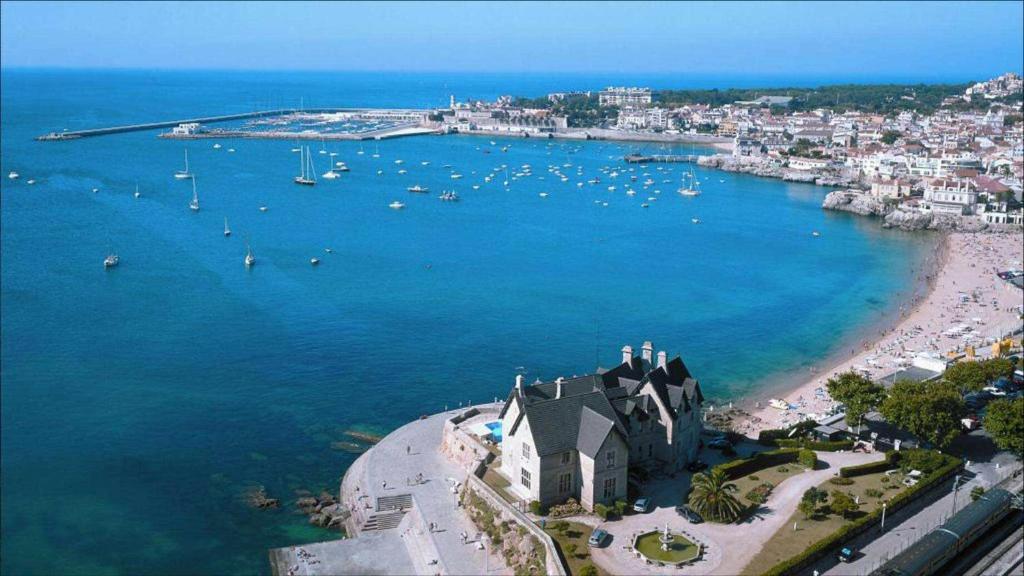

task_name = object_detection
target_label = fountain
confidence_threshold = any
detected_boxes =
[659,523,673,552]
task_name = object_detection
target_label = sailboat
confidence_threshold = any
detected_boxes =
[677,170,700,197]
[244,240,256,267]
[134,183,141,199]
[224,217,232,237]
[323,152,340,179]
[189,178,200,211]
[294,146,316,186]
[175,149,193,179]
[372,143,380,158]
[357,144,365,155]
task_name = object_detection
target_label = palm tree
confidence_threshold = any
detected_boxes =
[688,468,744,523]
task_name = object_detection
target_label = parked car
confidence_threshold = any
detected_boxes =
[837,546,856,562]
[588,528,609,547]
[686,460,708,473]
[676,504,703,524]
[633,497,651,513]
[707,438,732,449]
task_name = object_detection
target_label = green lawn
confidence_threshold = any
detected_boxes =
[481,462,520,503]
[544,521,607,576]
[730,463,808,504]
[741,470,906,573]
[634,532,700,564]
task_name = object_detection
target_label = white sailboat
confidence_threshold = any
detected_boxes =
[357,144,365,155]
[189,178,200,211]
[224,217,232,237]
[244,240,255,267]
[372,144,380,158]
[677,170,700,197]
[323,152,340,179]
[134,183,141,199]
[175,149,193,179]
[294,146,316,186]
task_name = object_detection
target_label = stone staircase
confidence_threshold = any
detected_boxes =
[361,510,406,531]
[376,493,413,512]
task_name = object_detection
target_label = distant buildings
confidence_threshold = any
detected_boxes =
[616,106,669,130]
[599,86,653,107]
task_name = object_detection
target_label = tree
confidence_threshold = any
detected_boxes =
[578,565,598,576]
[799,487,828,519]
[942,361,988,393]
[879,379,965,448]
[826,372,885,427]
[688,468,744,523]
[798,449,817,469]
[880,130,903,145]
[981,357,1014,384]
[829,490,859,519]
[984,398,1024,457]
[565,542,579,559]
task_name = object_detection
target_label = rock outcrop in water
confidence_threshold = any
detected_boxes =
[822,190,889,216]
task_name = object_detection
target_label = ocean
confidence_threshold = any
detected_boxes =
[0,69,934,575]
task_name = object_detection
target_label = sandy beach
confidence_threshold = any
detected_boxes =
[736,231,1024,435]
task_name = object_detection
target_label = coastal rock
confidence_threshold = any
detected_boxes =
[243,485,280,509]
[822,190,888,216]
[296,496,318,510]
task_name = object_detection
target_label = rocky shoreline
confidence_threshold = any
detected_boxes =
[696,154,859,187]
[821,189,1022,233]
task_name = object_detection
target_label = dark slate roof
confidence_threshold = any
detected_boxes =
[519,391,626,457]
[576,406,616,458]
[523,375,602,402]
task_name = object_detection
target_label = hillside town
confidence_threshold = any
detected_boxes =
[436,74,1023,230]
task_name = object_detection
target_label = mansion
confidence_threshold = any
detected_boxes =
[498,342,704,511]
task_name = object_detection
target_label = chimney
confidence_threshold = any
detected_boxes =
[515,374,524,396]
[621,345,634,364]
[657,350,667,370]
[555,377,564,399]
[642,341,654,365]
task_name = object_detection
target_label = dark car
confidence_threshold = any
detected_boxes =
[686,460,708,473]
[837,546,856,562]
[707,438,732,449]
[676,504,703,524]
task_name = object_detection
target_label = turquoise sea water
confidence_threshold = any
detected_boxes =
[1,70,934,575]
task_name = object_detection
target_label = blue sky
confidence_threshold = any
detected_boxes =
[1,1,1022,80]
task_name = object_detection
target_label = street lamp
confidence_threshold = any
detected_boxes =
[951,474,962,514]
[881,502,887,532]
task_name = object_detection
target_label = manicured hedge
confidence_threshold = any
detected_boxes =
[839,450,901,478]
[715,449,800,480]
[775,438,855,452]
[762,452,961,576]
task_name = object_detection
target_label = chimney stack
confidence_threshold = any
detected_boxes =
[515,374,524,396]
[621,345,634,365]
[657,350,668,370]
[555,377,564,399]
[642,341,654,365]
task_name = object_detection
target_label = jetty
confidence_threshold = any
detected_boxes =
[624,154,701,164]
[34,108,433,141]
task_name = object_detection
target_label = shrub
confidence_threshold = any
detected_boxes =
[594,503,610,521]
[552,520,570,533]
[529,500,547,516]
[613,499,628,518]
[745,482,775,504]
[798,449,817,469]
[829,477,855,485]
[899,449,947,475]
[829,490,859,518]
[970,486,985,502]
[880,476,890,484]
[776,466,790,473]
[578,565,598,576]
[565,542,578,559]
[840,451,901,478]
[749,475,760,481]
[549,498,583,518]
[864,488,883,498]
[716,449,801,480]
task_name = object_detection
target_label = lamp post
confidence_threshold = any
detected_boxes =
[951,474,962,515]
[881,502,887,533]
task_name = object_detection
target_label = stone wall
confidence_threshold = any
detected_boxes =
[441,408,497,472]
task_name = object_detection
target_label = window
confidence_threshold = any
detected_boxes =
[603,478,617,499]
[558,473,572,494]
[561,452,571,465]
[648,444,653,458]
[521,468,531,489]
[606,450,616,469]
[521,443,531,461]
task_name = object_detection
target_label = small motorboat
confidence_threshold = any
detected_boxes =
[259,206,268,212]
[8,171,20,180]
[310,258,320,266]
[691,218,701,224]
[103,253,119,268]
[812,231,821,237]
[538,192,548,198]
[26,179,36,185]
[389,201,405,210]
[407,185,429,193]
[213,143,222,149]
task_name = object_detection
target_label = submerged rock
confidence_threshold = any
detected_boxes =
[343,430,385,444]
[243,485,280,509]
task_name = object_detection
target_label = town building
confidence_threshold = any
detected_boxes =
[870,178,913,200]
[599,87,653,107]
[923,177,978,215]
[498,342,704,510]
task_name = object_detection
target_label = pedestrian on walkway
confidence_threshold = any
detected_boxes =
[382,480,387,490]
[406,445,411,455]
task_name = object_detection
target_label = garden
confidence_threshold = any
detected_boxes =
[543,520,605,576]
